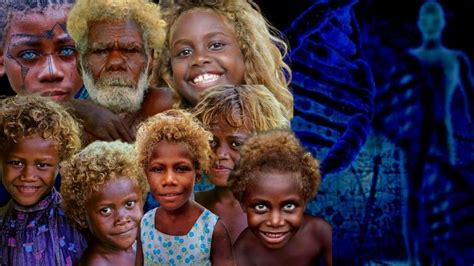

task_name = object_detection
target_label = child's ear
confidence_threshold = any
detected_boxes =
[0,49,5,76]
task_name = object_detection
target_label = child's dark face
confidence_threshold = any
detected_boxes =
[0,7,83,101]
[1,135,59,207]
[169,8,245,106]
[242,171,305,249]
[209,119,251,187]
[146,141,197,211]
[84,176,143,251]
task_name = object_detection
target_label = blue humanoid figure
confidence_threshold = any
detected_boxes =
[409,1,474,165]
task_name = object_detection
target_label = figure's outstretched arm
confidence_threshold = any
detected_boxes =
[458,52,474,122]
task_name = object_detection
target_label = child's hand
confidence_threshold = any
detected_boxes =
[67,99,134,142]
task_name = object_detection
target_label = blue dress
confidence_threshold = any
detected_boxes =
[140,208,218,265]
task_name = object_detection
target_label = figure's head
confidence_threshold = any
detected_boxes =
[229,130,321,249]
[417,1,445,41]
[60,140,147,250]
[0,95,81,207]
[135,109,213,211]
[158,0,293,117]
[0,0,83,101]
[67,0,166,113]
[193,84,290,186]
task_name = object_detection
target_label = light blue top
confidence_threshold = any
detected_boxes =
[140,208,218,266]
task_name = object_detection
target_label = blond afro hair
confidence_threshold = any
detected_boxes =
[135,109,214,174]
[60,140,147,229]
[158,0,293,117]
[67,0,166,55]
[229,130,321,202]
[193,84,290,133]
[0,95,81,162]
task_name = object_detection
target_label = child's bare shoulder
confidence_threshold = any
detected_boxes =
[303,214,332,242]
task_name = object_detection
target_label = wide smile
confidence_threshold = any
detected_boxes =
[258,231,290,246]
[189,73,222,89]
[15,185,41,196]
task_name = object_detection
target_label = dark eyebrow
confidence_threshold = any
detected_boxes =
[9,34,41,47]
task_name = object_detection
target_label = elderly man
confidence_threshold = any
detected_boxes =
[67,0,173,142]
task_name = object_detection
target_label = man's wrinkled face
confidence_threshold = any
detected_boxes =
[81,19,151,114]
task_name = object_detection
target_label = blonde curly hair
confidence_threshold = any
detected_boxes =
[158,0,293,117]
[0,95,81,162]
[229,130,321,202]
[135,109,214,175]
[60,140,148,229]
[67,0,166,55]
[193,84,290,133]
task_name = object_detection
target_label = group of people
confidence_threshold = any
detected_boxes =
[0,0,332,265]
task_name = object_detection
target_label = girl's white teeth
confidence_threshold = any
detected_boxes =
[264,232,284,238]
[192,74,220,84]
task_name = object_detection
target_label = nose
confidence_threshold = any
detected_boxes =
[267,209,285,227]
[37,55,65,82]
[105,50,127,72]
[20,165,39,182]
[115,208,130,226]
[216,144,231,160]
[161,171,177,186]
[191,47,211,66]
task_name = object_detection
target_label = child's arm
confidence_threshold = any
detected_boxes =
[211,220,234,266]
[65,99,134,142]
[140,86,174,118]
[135,225,144,266]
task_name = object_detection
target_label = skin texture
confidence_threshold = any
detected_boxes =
[135,141,234,265]
[81,177,144,266]
[195,120,250,243]
[0,8,83,101]
[1,135,59,207]
[234,171,333,266]
[169,8,245,107]
[74,18,173,144]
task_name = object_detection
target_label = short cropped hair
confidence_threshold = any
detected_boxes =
[158,0,293,117]
[67,0,166,54]
[135,109,214,174]
[229,130,321,202]
[0,95,81,161]
[193,84,290,133]
[0,0,74,47]
[60,140,148,229]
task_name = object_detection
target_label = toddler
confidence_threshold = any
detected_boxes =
[135,109,233,265]
[61,140,148,266]
[0,95,86,265]
[229,130,332,266]
[157,0,293,117]
[193,84,290,243]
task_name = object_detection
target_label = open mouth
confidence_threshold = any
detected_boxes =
[16,186,40,196]
[259,231,289,246]
[191,73,221,85]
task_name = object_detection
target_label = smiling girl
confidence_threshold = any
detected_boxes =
[229,130,332,266]
[157,0,293,118]
[193,84,290,243]
[0,95,86,265]
[135,109,233,265]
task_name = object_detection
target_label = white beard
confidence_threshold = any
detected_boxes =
[82,65,149,114]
